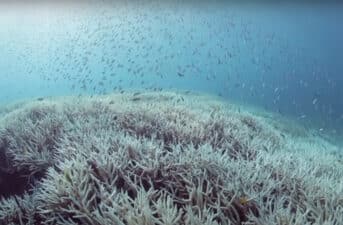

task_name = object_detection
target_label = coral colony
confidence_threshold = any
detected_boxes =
[0,91,342,225]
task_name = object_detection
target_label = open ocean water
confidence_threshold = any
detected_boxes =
[0,1,342,225]
[1,1,343,142]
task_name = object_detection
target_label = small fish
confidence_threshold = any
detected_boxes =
[131,97,141,101]
[299,114,307,119]
[312,98,318,105]
[177,72,185,77]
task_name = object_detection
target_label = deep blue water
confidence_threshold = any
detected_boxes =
[0,1,342,139]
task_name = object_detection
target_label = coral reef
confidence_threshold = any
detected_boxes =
[0,91,342,225]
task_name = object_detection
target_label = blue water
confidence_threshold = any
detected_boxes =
[0,1,342,139]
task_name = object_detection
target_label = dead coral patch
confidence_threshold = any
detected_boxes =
[37,147,260,225]
[0,92,342,225]
[0,104,65,201]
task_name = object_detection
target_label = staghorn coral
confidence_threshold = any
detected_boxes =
[0,91,342,225]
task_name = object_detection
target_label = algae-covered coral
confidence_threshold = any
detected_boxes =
[0,91,342,225]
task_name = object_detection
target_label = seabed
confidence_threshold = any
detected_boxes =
[0,91,342,225]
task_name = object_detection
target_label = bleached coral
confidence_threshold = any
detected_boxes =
[0,91,342,225]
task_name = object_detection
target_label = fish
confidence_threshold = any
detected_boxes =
[177,72,185,77]
[234,83,241,88]
[131,97,141,101]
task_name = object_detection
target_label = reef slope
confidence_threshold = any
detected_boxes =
[0,91,342,225]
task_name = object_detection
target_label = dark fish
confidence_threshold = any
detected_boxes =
[177,72,185,77]
[131,97,141,101]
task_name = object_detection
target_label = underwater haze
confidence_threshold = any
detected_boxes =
[0,1,343,225]
[0,1,343,133]
[1,1,343,138]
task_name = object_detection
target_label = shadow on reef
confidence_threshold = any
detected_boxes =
[0,142,42,199]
